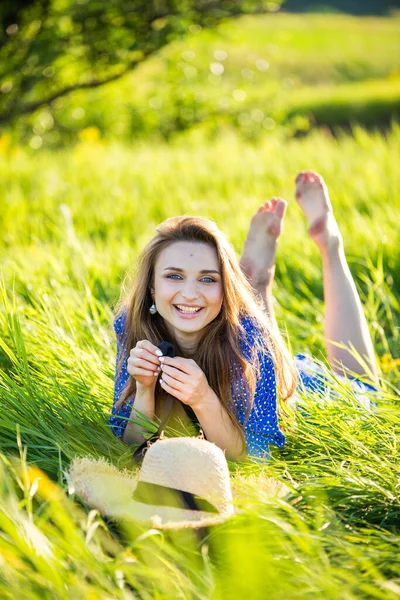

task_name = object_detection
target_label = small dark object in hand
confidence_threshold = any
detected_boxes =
[157,341,176,358]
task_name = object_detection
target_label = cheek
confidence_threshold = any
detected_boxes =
[157,281,167,293]
[207,286,223,307]
[155,280,174,299]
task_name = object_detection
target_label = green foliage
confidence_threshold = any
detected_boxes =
[286,78,400,129]
[4,12,399,147]
[0,125,399,596]
[0,440,399,599]
[282,0,397,15]
[0,11,399,596]
[1,124,399,454]
[0,0,282,125]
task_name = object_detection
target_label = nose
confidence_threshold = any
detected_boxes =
[180,279,200,300]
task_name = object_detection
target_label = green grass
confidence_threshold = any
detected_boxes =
[0,121,399,597]
[7,12,400,145]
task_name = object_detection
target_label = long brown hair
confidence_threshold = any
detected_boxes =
[113,215,297,440]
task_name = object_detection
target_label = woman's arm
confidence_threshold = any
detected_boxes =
[242,348,285,462]
[234,317,287,462]
[158,355,247,461]
[193,389,247,461]
[109,310,158,444]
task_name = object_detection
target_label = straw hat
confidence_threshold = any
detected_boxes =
[68,437,234,529]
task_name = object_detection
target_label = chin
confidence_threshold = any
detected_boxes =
[165,312,216,331]
[177,316,219,332]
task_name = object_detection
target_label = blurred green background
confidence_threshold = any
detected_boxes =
[0,1,399,599]
[1,0,399,147]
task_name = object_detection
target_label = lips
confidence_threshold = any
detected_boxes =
[175,304,202,312]
[173,305,205,318]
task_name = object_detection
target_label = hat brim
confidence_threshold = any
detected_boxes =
[68,456,233,530]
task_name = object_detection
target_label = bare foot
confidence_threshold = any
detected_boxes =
[240,197,287,287]
[295,170,342,252]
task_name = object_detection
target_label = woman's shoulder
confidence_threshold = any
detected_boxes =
[113,305,128,336]
[237,313,267,360]
[238,312,265,340]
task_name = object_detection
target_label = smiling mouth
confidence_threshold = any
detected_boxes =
[173,305,204,315]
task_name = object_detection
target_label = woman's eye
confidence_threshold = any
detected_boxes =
[166,274,215,283]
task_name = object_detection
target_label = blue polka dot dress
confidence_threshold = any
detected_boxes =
[108,308,377,462]
[109,310,133,442]
[231,315,286,461]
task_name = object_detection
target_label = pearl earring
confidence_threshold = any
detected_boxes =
[149,303,157,315]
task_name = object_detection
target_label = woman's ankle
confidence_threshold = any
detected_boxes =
[251,265,276,290]
[319,233,344,262]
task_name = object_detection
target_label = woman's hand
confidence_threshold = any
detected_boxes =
[159,356,213,409]
[127,340,162,389]
[159,356,247,461]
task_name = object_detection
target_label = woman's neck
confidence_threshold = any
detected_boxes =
[176,334,199,357]
[166,324,199,357]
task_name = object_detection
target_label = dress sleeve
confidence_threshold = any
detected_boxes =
[243,349,285,462]
[108,309,135,440]
[235,316,286,463]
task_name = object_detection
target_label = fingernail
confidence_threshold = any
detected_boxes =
[153,371,158,376]
[159,356,165,362]
[155,349,163,356]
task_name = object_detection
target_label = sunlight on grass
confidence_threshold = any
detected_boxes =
[0,118,399,597]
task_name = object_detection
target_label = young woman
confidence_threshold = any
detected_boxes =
[109,171,379,462]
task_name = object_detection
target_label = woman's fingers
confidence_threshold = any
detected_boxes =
[159,356,196,374]
[130,357,161,372]
[159,376,183,400]
[131,345,160,368]
[160,363,187,383]
[133,367,158,378]
[160,370,185,390]
[127,358,159,378]
[138,339,163,357]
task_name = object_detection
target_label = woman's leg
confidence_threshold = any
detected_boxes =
[239,197,287,333]
[295,171,379,385]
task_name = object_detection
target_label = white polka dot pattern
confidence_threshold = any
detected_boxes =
[108,310,378,462]
[108,310,134,440]
[108,309,286,461]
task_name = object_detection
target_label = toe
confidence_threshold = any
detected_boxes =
[270,197,278,208]
[274,198,287,218]
[264,200,272,211]
[257,203,268,213]
[296,170,326,190]
[295,171,307,184]
[296,170,318,183]
[303,172,315,183]
[313,171,326,186]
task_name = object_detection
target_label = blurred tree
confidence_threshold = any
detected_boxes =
[281,0,398,15]
[0,0,282,125]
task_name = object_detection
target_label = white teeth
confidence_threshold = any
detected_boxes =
[176,305,202,313]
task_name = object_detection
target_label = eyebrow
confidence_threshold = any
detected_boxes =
[163,267,221,275]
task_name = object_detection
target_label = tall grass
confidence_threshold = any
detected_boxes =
[0,124,399,597]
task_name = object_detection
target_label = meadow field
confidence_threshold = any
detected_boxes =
[9,12,400,146]
[0,11,399,600]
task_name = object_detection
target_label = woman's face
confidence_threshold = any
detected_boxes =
[152,241,223,345]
